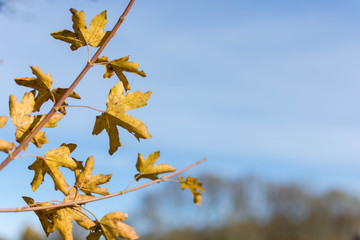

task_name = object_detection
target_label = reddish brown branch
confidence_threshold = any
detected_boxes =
[0,158,206,213]
[0,0,136,171]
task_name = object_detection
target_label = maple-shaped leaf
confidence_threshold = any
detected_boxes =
[14,66,53,112]
[135,151,175,180]
[96,56,146,93]
[100,212,139,240]
[23,196,95,240]
[51,8,111,51]
[15,66,81,113]
[9,92,63,149]
[28,144,79,195]
[92,82,152,155]
[75,156,112,195]
[0,116,15,153]
[179,176,205,206]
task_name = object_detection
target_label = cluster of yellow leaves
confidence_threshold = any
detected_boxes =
[6,7,205,240]
[9,92,63,149]
[179,176,205,206]
[28,144,112,197]
[23,197,95,240]
[92,82,152,155]
[23,196,138,240]
[0,116,15,153]
[135,151,175,180]
[51,8,111,50]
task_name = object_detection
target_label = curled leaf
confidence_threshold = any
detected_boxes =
[0,116,8,128]
[0,116,15,153]
[135,151,175,180]
[179,176,205,206]
[0,139,15,153]
[100,212,139,240]
[96,56,146,92]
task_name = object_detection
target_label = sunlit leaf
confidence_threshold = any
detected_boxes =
[92,82,152,155]
[0,116,15,153]
[96,56,146,92]
[15,66,81,113]
[51,8,111,50]
[9,92,63,149]
[0,116,8,128]
[179,176,205,206]
[28,144,79,195]
[100,212,139,240]
[135,151,175,180]
[75,156,112,195]
[23,196,95,240]
[14,66,53,112]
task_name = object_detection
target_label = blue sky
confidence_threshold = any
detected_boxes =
[1,0,360,238]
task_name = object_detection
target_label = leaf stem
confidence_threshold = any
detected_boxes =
[66,105,105,114]
[0,158,206,213]
[0,0,136,171]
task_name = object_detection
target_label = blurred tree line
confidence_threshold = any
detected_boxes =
[11,176,360,240]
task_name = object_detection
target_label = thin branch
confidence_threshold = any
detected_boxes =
[0,158,206,213]
[16,154,42,159]
[66,105,105,113]
[0,0,136,172]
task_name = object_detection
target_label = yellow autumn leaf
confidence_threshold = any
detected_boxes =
[9,92,35,127]
[179,176,205,206]
[22,197,55,237]
[0,116,8,128]
[92,82,152,155]
[135,151,175,180]
[14,66,53,112]
[51,8,111,50]
[0,116,15,153]
[86,230,102,240]
[15,66,81,113]
[100,212,139,240]
[28,144,79,195]
[75,156,112,195]
[96,56,146,93]
[0,139,14,153]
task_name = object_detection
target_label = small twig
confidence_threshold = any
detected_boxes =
[86,44,91,64]
[16,154,42,159]
[0,0,136,172]
[124,173,142,191]
[0,158,206,213]
[65,105,105,114]
[80,205,99,222]
[166,179,181,183]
